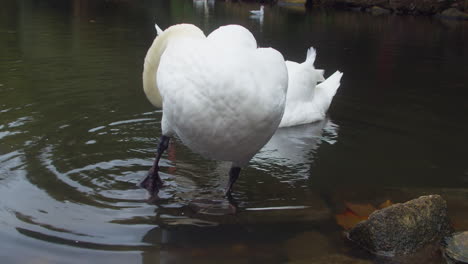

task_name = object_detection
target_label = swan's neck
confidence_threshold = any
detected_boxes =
[143,24,205,108]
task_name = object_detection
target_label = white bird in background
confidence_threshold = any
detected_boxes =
[249,5,264,16]
[279,47,343,128]
[141,24,288,197]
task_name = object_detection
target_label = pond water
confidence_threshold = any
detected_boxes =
[0,0,467,263]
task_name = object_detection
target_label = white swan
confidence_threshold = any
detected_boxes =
[141,24,288,196]
[250,5,264,16]
[279,47,343,128]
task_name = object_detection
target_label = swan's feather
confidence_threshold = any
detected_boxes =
[154,24,163,35]
[305,47,316,64]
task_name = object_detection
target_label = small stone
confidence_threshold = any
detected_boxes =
[348,195,451,256]
[443,231,468,264]
[370,6,391,15]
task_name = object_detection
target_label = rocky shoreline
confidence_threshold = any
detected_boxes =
[295,0,468,19]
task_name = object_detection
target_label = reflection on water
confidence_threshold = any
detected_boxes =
[193,0,215,14]
[193,0,215,29]
[250,13,264,27]
[253,118,338,181]
[0,0,467,263]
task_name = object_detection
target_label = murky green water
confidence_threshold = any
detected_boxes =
[1,0,467,263]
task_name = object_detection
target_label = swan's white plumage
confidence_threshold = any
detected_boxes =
[145,24,288,167]
[207,25,257,49]
[279,47,343,128]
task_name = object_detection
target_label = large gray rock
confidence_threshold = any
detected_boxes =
[348,195,452,256]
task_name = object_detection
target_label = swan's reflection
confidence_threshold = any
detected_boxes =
[193,0,215,18]
[249,13,264,27]
[251,118,339,181]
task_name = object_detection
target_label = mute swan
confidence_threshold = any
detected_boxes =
[279,48,343,128]
[250,5,264,16]
[141,24,288,197]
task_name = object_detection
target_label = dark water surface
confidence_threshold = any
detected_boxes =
[0,0,467,263]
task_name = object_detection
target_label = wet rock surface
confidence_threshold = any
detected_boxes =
[443,231,468,264]
[348,195,452,256]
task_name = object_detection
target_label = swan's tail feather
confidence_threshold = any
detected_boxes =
[305,47,317,64]
[155,24,163,35]
[305,47,325,82]
[317,70,343,97]
[315,70,343,113]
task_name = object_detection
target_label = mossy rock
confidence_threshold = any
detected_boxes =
[348,195,452,256]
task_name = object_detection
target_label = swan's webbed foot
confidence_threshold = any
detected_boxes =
[140,135,170,197]
[139,167,164,195]
[225,167,241,197]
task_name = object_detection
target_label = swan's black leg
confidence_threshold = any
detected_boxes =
[140,135,170,195]
[225,167,241,197]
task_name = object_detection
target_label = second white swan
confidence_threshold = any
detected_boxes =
[280,47,343,128]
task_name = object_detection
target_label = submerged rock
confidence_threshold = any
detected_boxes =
[347,195,451,256]
[285,231,335,261]
[309,254,373,264]
[443,231,468,264]
[374,242,446,264]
